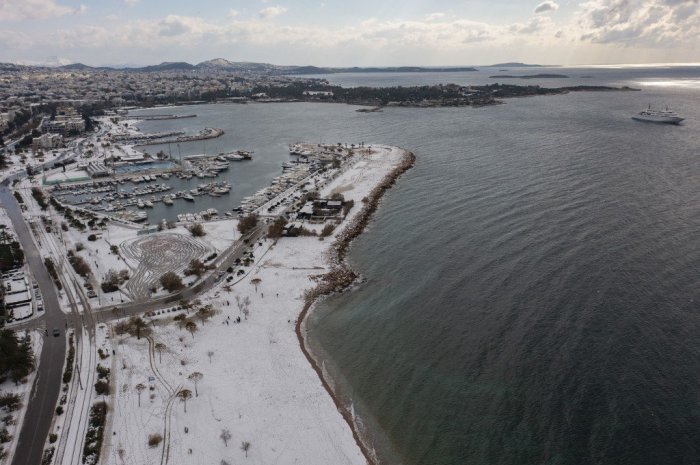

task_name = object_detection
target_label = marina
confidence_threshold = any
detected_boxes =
[44,134,352,226]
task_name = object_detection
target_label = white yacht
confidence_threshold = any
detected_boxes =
[632,105,684,124]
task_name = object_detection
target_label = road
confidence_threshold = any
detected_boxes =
[0,185,67,465]
[91,223,267,322]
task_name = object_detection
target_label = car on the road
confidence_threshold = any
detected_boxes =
[52,328,60,337]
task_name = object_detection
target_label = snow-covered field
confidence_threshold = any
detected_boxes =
[104,145,408,465]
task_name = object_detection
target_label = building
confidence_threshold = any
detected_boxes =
[32,133,63,150]
[302,90,334,98]
[86,162,112,177]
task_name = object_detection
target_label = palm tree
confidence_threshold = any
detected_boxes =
[250,277,261,292]
[188,372,203,396]
[241,441,251,458]
[177,389,192,413]
[185,321,197,339]
[135,383,146,407]
[155,342,166,363]
[220,429,231,447]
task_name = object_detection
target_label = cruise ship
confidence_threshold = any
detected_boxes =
[632,106,684,124]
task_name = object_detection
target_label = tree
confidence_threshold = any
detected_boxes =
[235,296,250,318]
[173,314,186,330]
[185,321,197,339]
[132,317,147,340]
[135,383,146,407]
[197,306,213,322]
[207,350,214,364]
[185,259,206,277]
[189,222,206,237]
[237,214,258,235]
[188,372,203,396]
[155,342,166,363]
[250,278,261,293]
[177,389,192,413]
[267,217,287,239]
[160,271,184,292]
[220,429,231,447]
[241,441,251,458]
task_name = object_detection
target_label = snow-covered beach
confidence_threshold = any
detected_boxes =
[100,145,415,465]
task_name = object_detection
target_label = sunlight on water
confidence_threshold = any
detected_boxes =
[635,79,700,88]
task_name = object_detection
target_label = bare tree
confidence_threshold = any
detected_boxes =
[242,306,250,320]
[135,383,146,407]
[250,277,261,293]
[241,441,251,458]
[197,305,213,322]
[188,372,203,397]
[185,321,198,339]
[220,429,231,447]
[132,317,147,340]
[155,342,166,363]
[177,389,192,413]
[207,350,214,364]
[235,296,250,316]
[174,313,186,330]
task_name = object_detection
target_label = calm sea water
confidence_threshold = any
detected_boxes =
[134,67,700,465]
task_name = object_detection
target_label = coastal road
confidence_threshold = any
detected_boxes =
[0,185,67,465]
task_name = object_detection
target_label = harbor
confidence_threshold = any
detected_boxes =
[43,135,359,227]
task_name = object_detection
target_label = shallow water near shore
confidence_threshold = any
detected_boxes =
[133,67,700,465]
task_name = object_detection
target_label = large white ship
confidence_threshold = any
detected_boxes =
[632,105,684,124]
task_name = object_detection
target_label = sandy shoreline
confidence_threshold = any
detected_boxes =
[297,148,416,465]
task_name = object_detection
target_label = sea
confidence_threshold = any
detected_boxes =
[131,65,700,465]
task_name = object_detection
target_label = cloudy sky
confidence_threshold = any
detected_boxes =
[0,0,698,67]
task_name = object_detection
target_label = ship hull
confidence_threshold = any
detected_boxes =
[632,115,684,124]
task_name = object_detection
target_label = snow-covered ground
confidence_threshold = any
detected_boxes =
[104,145,408,465]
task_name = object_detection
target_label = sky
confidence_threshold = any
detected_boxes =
[0,0,699,67]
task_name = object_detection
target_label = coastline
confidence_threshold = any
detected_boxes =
[100,144,414,465]
[296,148,416,465]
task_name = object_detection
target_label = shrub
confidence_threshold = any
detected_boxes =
[237,214,258,235]
[320,223,335,237]
[49,433,58,443]
[55,406,63,415]
[96,365,110,380]
[267,217,288,239]
[87,234,97,241]
[189,223,206,237]
[160,272,184,292]
[94,380,110,395]
[0,394,21,412]
[148,433,163,448]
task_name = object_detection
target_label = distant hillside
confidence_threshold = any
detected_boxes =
[489,73,568,79]
[486,62,546,68]
[43,59,479,75]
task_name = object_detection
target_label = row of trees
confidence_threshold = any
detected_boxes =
[0,329,34,384]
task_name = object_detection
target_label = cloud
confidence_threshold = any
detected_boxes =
[0,0,85,21]
[576,0,700,45]
[227,9,240,18]
[534,1,559,14]
[259,6,287,19]
[123,0,139,5]
[425,12,446,21]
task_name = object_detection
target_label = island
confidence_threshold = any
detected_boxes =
[489,73,569,79]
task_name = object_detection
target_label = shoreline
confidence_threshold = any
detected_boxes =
[296,149,416,465]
